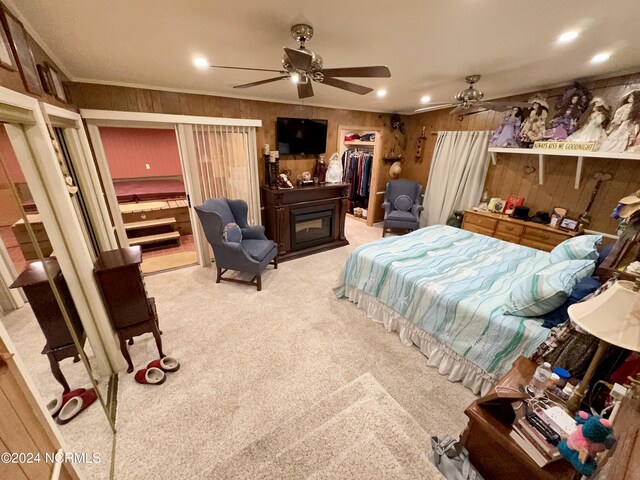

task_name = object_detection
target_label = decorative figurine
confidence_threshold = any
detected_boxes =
[566,97,611,149]
[489,106,524,147]
[325,153,343,183]
[276,173,293,189]
[543,82,592,140]
[600,90,640,152]
[519,94,549,147]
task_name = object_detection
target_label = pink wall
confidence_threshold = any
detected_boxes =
[0,126,25,183]
[99,127,182,179]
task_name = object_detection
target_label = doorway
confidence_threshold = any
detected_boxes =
[91,126,197,274]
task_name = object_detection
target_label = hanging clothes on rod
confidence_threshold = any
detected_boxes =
[341,148,373,214]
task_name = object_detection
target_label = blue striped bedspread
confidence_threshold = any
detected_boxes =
[335,225,552,379]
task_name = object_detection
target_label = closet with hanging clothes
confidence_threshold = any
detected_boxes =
[337,125,383,226]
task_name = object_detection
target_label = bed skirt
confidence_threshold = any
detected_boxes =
[344,286,496,396]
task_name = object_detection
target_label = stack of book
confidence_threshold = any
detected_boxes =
[509,406,577,468]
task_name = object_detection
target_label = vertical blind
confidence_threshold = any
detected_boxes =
[191,124,260,225]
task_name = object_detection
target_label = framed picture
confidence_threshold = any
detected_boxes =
[559,217,579,231]
[37,63,53,94]
[488,197,505,213]
[550,207,567,228]
[45,62,66,102]
[0,15,16,71]
[504,195,524,215]
[1,7,42,95]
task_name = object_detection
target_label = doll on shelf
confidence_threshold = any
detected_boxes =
[600,90,640,152]
[543,82,592,140]
[566,97,611,149]
[489,106,524,147]
[518,94,549,147]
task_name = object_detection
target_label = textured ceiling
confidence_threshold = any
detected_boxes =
[9,0,640,113]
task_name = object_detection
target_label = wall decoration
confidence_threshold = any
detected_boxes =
[0,13,16,71]
[566,97,611,149]
[36,63,53,94]
[600,90,640,153]
[45,62,67,102]
[489,107,524,147]
[518,94,548,147]
[1,7,42,95]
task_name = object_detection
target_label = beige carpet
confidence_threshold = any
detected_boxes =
[209,372,439,479]
[112,218,476,479]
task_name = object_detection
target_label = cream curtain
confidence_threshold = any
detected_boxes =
[192,125,260,225]
[420,130,490,227]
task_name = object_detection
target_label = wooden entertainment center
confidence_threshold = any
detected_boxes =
[261,183,349,261]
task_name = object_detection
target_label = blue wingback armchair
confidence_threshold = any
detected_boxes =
[194,198,277,291]
[382,179,423,236]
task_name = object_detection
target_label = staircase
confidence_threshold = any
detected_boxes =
[124,217,180,249]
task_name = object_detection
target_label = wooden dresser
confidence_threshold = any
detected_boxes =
[462,209,581,251]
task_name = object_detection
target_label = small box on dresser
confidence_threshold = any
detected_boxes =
[462,209,581,251]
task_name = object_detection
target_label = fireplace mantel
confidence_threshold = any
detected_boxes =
[261,184,349,261]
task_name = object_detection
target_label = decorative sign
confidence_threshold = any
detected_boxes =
[533,141,596,152]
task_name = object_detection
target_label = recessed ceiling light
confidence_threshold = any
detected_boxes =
[591,52,610,64]
[377,89,387,98]
[193,57,209,69]
[558,31,579,43]
[290,72,301,84]
[420,95,431,104]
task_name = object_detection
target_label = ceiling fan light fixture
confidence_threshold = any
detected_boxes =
[420,96,431,104]
[377,89,387,98]
[193,57,209,69]
[290,72,301,84]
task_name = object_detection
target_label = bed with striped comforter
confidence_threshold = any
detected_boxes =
[335,225,552,395]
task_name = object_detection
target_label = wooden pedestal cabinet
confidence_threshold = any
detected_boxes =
[93,246,164,372]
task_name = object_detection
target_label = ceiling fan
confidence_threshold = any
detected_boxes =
[414,75,530,115]
[208,24,391,99]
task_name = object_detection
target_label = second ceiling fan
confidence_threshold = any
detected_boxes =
[208,24,391,99]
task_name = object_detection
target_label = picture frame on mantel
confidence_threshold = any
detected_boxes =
[37,64,53,95]
[1,6,42,95]
[0,12,16,71]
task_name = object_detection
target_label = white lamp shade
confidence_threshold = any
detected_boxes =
[568,280,640,351]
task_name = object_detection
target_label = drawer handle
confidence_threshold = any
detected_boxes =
[505,226,514,232]
[540,234,550,240]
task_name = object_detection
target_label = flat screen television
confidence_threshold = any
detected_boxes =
[276,117,328,155]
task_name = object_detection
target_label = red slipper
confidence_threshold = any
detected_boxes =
[147,357,180,373]
[47,388,87,417]
[57,388,97,425]
[134,367,166,385]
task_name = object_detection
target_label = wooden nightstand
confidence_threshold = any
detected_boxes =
[461,357,578,480]
[461,209,581,251]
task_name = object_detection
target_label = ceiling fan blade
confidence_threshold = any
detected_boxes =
[233,76,289,89]
[320,66,391,78]
[210,65,285,73]
[414,102,457,112]
[297,81,314,99]
[284,47,312,71]
[449,105,467,115]
[320,77,373,95]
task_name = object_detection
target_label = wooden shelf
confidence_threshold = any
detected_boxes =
[488,147,640,190]
[344,141,375,146]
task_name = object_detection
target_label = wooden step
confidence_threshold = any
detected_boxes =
[124,217,177,231]
[128,231,180,246]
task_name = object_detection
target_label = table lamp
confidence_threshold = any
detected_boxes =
[566,278,640,413]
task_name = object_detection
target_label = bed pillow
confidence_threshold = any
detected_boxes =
[394,195,413,211]
[222,223,242,243]
[503,259,596,317]
[542,275,601,329]
[549,235,602,263]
